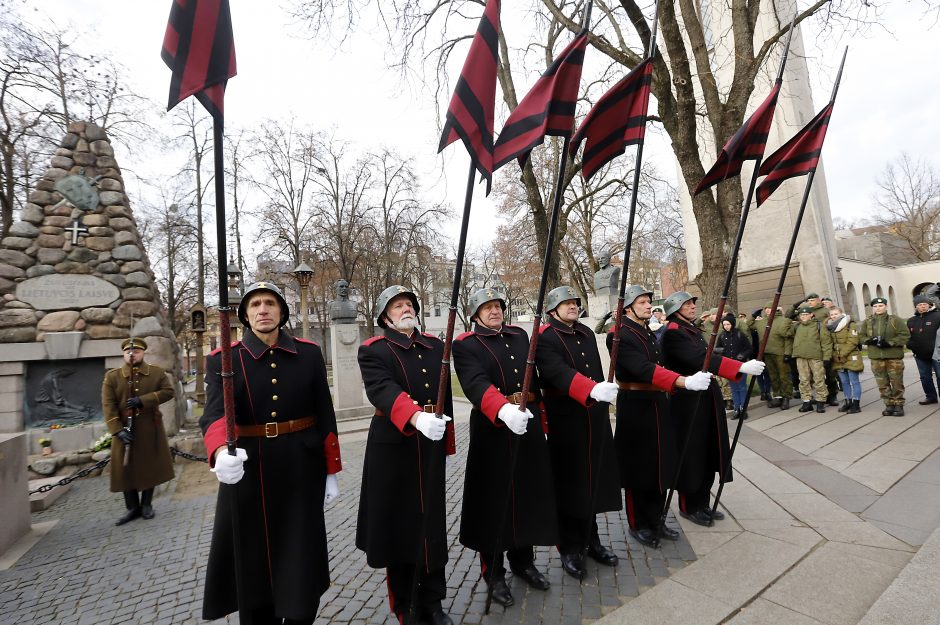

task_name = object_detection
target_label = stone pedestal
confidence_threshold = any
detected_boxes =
[587,292,616,318]
[0,433,30,557]
[329,324,371,420]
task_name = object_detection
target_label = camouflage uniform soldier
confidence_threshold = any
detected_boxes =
[749,304,793,409]
[789,306,833,413]
[859,297,911,416]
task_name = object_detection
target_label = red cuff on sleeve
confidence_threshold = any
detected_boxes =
[390,392,419,434]
[651,365,681,392]
[569,373,597,407]
[323,432,342,473]
[203,418,227,468]
[446,422,456,456]
[481,385,509,425]
[717,357,743,381]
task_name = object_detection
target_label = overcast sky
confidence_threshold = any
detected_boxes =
[40,1,940,254]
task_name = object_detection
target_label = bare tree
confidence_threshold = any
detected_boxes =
[873,152,940,261]
[224,129,254,272]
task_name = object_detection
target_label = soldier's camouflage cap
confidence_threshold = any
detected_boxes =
[870,297,888,306]
[805,292,820,299]
[798,306,815,315]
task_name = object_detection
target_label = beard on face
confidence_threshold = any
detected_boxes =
[393,315,417,332]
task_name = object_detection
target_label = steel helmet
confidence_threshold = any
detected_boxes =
[662,290,697,318]
[375,285,420,329]
[238,281,290,327]
[468,287,506,321]
[622,284,654,310]
[545,285,580,315]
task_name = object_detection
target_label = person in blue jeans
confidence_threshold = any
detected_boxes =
[827,307,863,413]
[718,314,753,420]
[907,294,940,405]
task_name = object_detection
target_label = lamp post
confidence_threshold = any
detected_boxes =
[292,261,314,339]
[226,259,243,340]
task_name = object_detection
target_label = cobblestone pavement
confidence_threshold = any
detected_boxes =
[0,424,695,625]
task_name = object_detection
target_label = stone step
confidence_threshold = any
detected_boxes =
[28,476,72,512]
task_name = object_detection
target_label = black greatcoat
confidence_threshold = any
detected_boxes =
[200,330,342,622]
[661,317,742,490]
[535,316,622,517]
[606,317,681,492]
[356,329,455,569]
[452,323,558,554]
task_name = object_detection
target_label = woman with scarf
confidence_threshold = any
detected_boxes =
[827,306,863,413]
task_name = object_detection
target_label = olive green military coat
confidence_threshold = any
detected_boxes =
[102,362,175,492]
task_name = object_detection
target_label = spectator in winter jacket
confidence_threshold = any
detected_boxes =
[827,307,863,414]
[717,314,753,420]
[790,306,833,413]
[907,294,940,405]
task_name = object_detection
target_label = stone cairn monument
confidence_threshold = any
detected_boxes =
[0,121,183,447]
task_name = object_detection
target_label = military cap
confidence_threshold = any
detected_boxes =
[797,306,815,315]
[820,296,832,302]
[545,285,580,314]
[805,292,820,299]
[622,284,654,310]
[376,285,420,329]
[238,281,290,328]
[468,288,506,321]
[870,297,888,306]
[122,337,148,351]
[662,291,696,318]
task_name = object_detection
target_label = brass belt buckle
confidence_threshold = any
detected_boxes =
[264,422,279,438]
[423,403,435,413]
[509,392,523,405]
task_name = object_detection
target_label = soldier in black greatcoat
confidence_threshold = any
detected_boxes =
[452,288,557,608]
[605,286,714,547]
[357,285,456,625]
[660,291,765,527]
[535,286,622,580]
[200,282,342,625]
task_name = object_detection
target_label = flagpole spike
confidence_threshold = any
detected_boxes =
[775,8,798,84]
[829,47,848,103]
[646,0,662,59]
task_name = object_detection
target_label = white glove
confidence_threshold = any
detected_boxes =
[589,381,619,404]
[324,474,339,506]
[211,447,247,485]
[739,359,766,376]
[414,412,452,441]
[684,371,713,392]
[497,403,533,435]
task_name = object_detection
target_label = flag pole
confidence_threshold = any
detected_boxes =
[406,162,476,625]
[657,18,796,535]
[710,46,846,517]
[606,0,661,384]
[211,118,238,457]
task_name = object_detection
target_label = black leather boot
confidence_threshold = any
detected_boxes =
[798,401,814,413]
[116,491,141,526]
[848,399,861,414]
[780,397,790,410]
[815,401,826,413]
[838,399,850,412]
[141,488,155,520]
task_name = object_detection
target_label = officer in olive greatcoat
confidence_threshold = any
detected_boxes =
[660,292,766,526]
[535,286,622,580]
[200,282,342,625]
[357,285,456,625]
[453,288,557,608]
[606,286,713,547]
[102,337,175,526]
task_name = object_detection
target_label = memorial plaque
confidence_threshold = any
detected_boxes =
[25,359,105,427]
[16,274,120,310]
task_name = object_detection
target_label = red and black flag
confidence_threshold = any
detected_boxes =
[439,0,500,194]
[162,0,237,119]
[493,32,589,171]
[569,58,654,181]
[693,81,781,195]
[756,103,834,205]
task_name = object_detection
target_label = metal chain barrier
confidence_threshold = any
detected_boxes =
[27,446,208,496]
[28,457,112,495]
[170,446,208,463]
